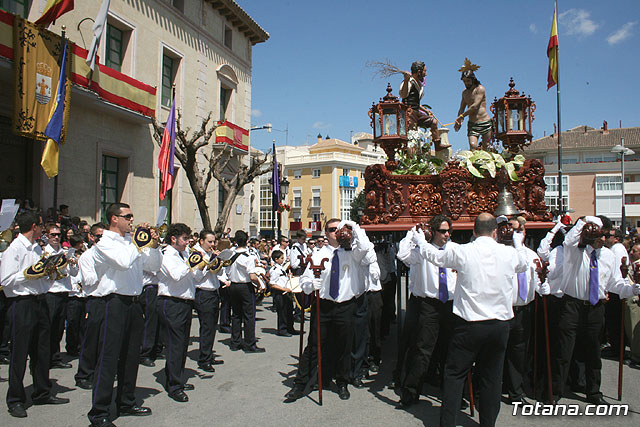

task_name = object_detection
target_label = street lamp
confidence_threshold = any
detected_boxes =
[611,138,634,230]
[250,123,272,132]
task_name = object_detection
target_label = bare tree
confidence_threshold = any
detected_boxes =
[152,111,272,233]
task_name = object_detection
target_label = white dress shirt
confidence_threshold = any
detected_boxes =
[269,263,288,288]
[610,242,629,267]
[376,243,397,283]
[78,246,101,296]
[93,230,162,296]
[290,242,310,272]
[397,231,458,300]
[1,233,51,297]
[192,243,227,291]
[512,247,542,306]
[545,245,565,297]
[562,219,636,300]
[300,225,379,302]
[418,235,528,321]
[226,247,257,283]
[44,244,77,293]
[157,245,204,300]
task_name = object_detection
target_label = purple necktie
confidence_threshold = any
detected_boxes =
[329,250,340,299]
[589,250,599,305]
[517,272,528,301]
[438,247,448,302]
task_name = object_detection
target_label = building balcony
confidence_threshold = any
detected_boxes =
[282,151,384,166]
[624,182,640,195]
[290,221,303,231]
[624,203,640,217]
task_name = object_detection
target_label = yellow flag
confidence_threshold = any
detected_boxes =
[40,138,59,178]
[547,6,559,90]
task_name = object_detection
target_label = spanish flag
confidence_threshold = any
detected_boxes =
[35,0,74,27]
[41,38,68,178]
[547,4,559,90]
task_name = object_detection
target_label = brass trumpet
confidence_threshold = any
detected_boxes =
[0,228,13,252]
[132,224,166,250]
[24,251,69,281]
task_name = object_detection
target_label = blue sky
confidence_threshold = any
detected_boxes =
[238,0,639,154]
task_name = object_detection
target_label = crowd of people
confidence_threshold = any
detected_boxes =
[2,202,640,426]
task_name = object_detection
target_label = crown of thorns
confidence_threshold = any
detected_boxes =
[458,57,480,73]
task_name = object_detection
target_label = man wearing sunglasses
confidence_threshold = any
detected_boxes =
[43,223,79,370]
[89,203,162,426]
[396,214,458,407]
[1,212,70,418]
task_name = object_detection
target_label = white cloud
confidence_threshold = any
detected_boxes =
[251,109,262,118]
[607,21,637,45]
[559,9,599,37]
[529,23,537,34]
[312,121,330,129]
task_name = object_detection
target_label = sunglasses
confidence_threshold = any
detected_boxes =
[434,228,450,234]
[116,214,134,220]
[48,232,61,237]
[326,227,338,232]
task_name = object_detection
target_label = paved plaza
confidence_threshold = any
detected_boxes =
[0,295,638,426]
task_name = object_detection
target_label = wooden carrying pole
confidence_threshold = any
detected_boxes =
[315,291,323,405]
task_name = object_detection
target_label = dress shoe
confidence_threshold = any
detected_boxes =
[368,361,379,373]
[284,385,305,401]
[51,361,72,369]
[8,403,27,418]
[67,351,79,357]
[587,395,609,406]
[337,384,350,400]
[244,346,266,353]
[0,355,10,365]
[229,345,243,351]
[277,332,292,337]
[33,396,70,405]
[351,377,365,388]
[76,379,93,390]
[219,326,231,333]
[399,389,418,407]
[198,363,215,372]
[139,357,155,367]
[288,329,300,335]
[211,359,224,365]
[118,405,152,417]
[626,359,640,370]
[509,396,530,405]
[89,417,116,427]
[169,390,189,402]
[183,383,195,391]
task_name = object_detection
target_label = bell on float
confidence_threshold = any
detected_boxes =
[494,187,521,217]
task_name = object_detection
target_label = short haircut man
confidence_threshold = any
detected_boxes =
[105,203,130,225]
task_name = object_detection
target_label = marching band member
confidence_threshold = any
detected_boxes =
[139,269,162,367]
[227,230,264,352]
[89,203,161,426]
[74,223,105,390]
[552,216,640,406]
[289,230,309,275]
[413,213,527,427]
[65,234,88,357]
[269,249,295,336]
[157,223,205,402]
[396,214,457,407]
[1,212,69,418]
[193,230,228,372]
[43,223,78,369]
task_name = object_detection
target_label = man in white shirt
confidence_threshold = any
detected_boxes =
[552,216,640,406]
[43,223,77,369]
[271,236,291,265]
[193,230,228,372]
[74,223,105,390]
[89,203,161,426]
[227,230,264,352]
[65,234,88,357]
[396,215,458,407]
[285,218,378,401]
[413,212,528,427]
[290,230,309,276]
[1,211,69,418]
[157,223,205,402]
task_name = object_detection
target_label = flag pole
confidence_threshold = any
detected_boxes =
[53,24,67,209]
[555,0,563,215]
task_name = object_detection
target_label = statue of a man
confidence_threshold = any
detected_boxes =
[399,61,450,152]
[454,60,493,150]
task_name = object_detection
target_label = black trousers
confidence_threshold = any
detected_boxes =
[6,295,51,407]
[219,285,231,328]
[319,297,358,386]
[402,296,453,398]
[65,296,86,354]
[504,303,533,399]
[228,282,256,349]
[552,295,605,399]
[272,290,294,334]
[350,294,369,380]
[75,297,106,383]
[293,300,319,387]
[393,291,421,384]
[367,290,383,364]
[380,274,397,336]
[441,316,510,427]
[45,291,68,364]
[140,284,161,359]
[604,293,623,357]
[158,296,193,394]
[88,294,144,424]
[194,288,220,365]
[0,292,10,358]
